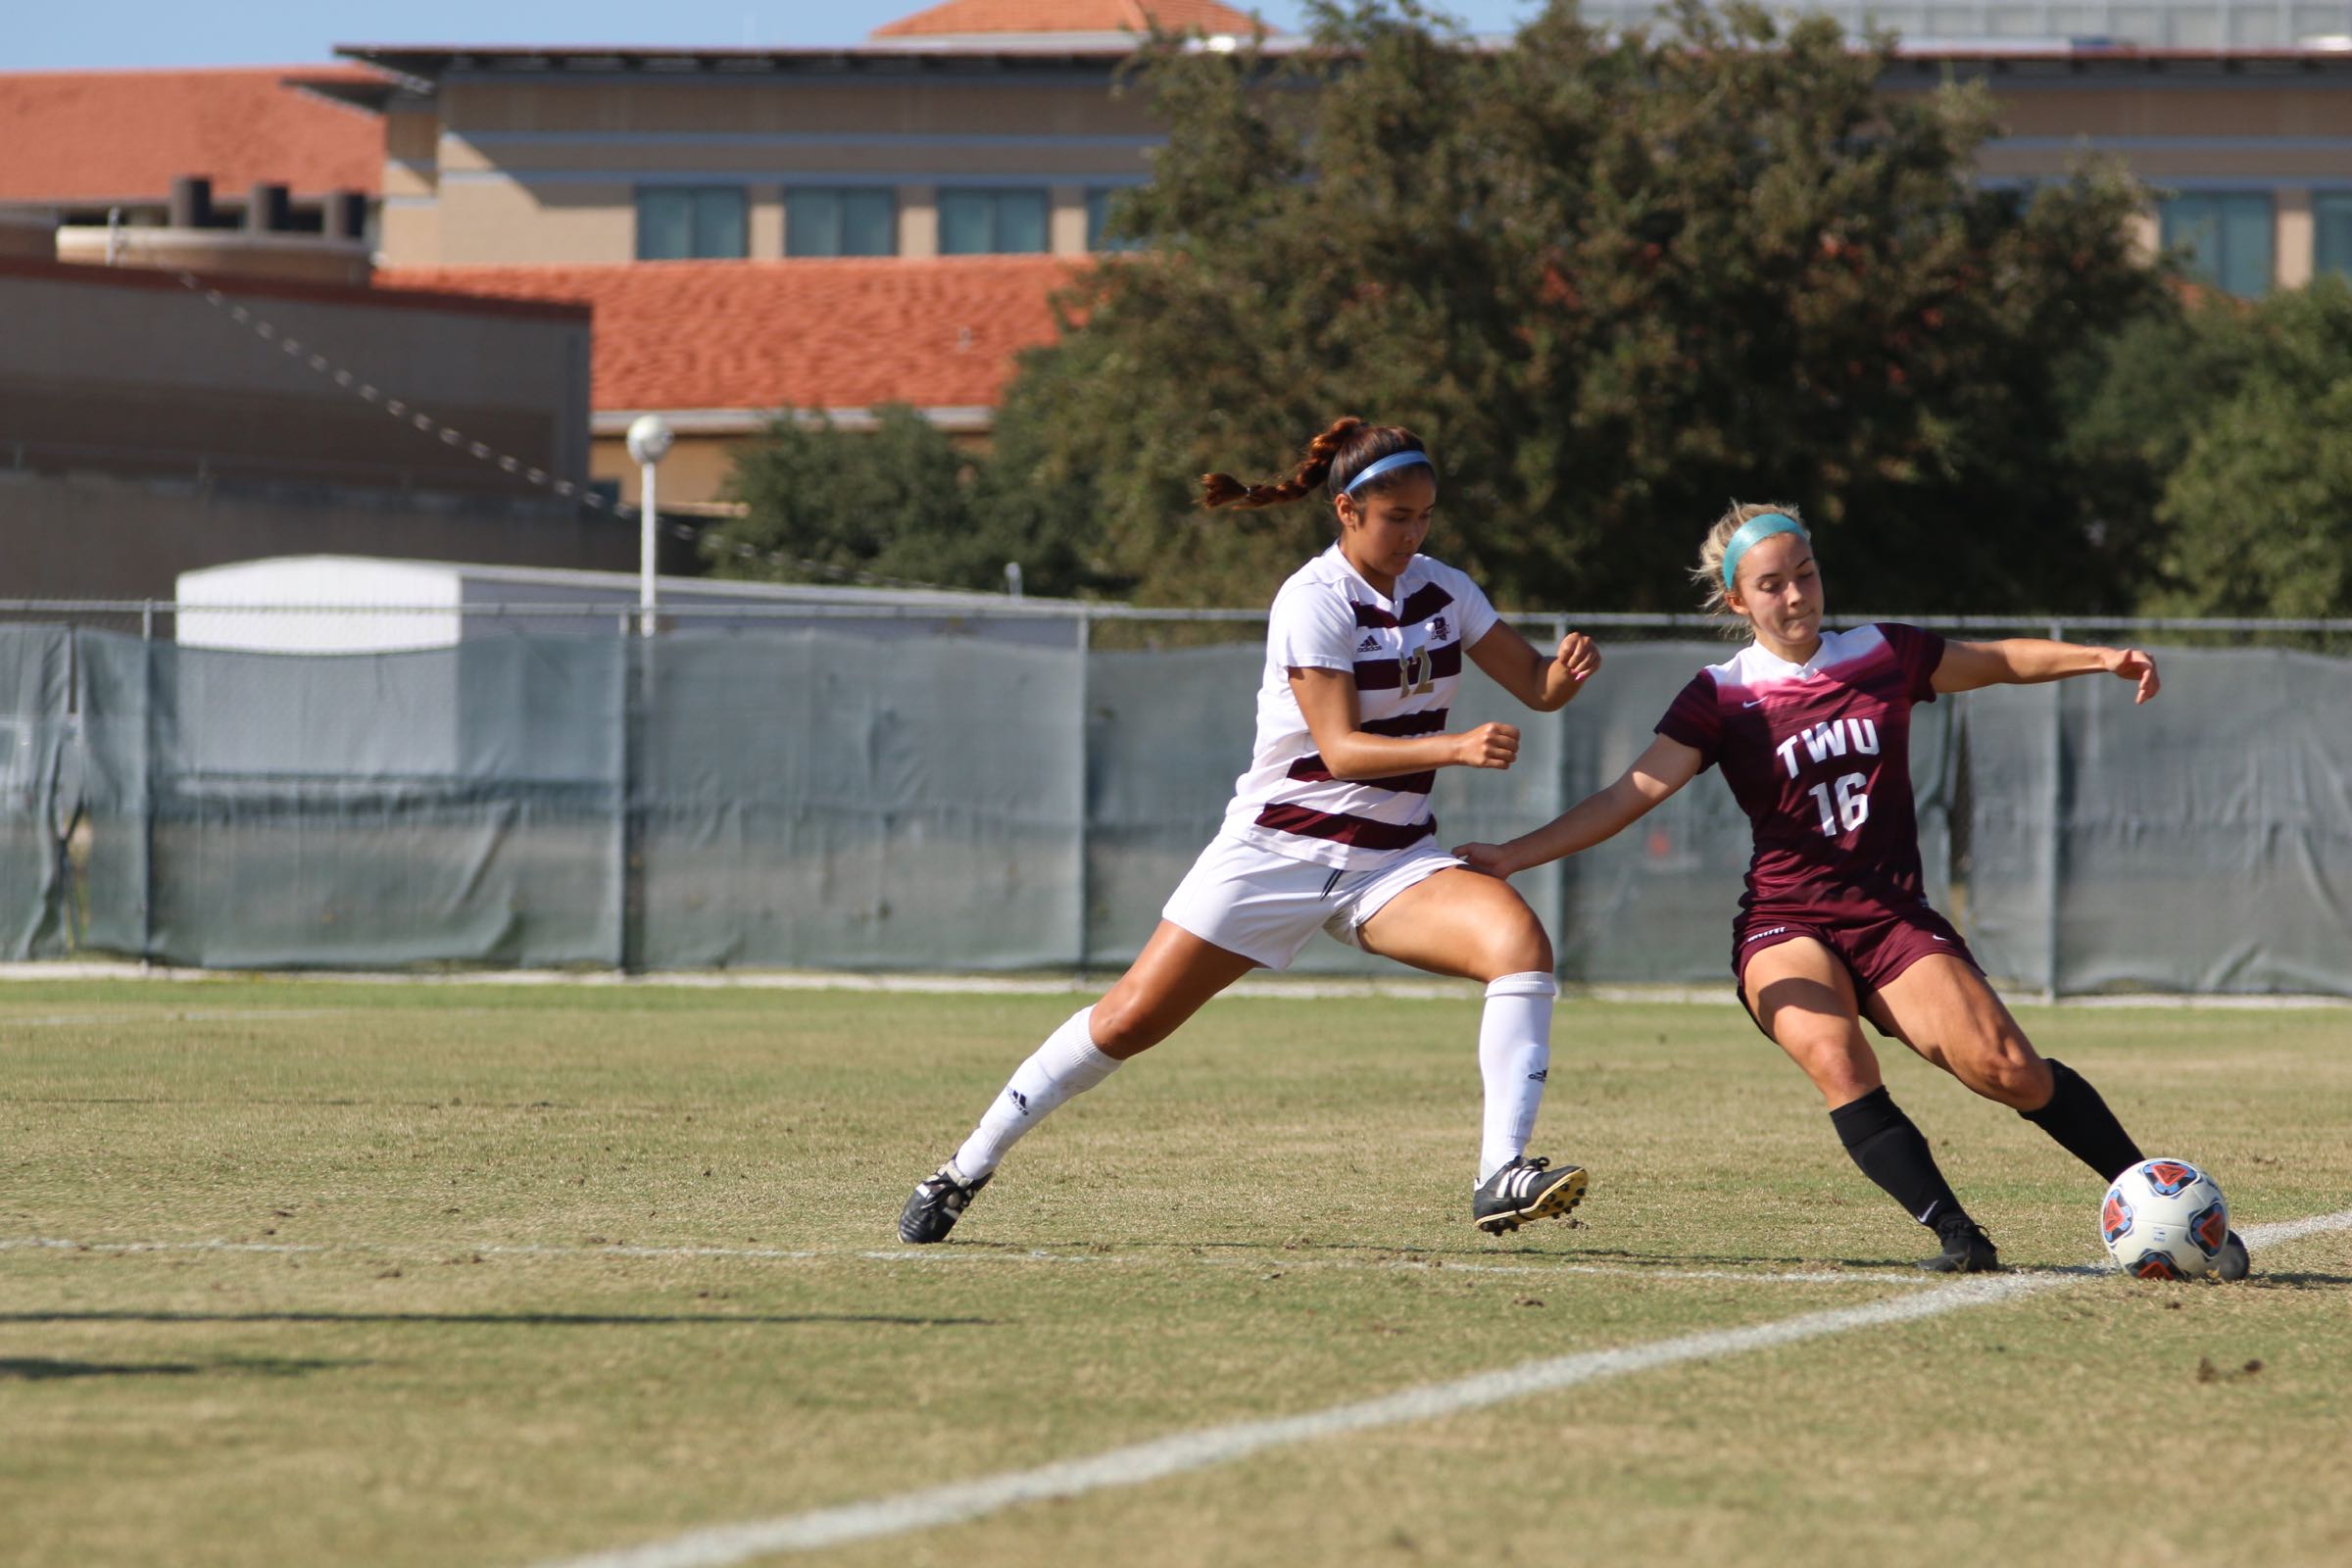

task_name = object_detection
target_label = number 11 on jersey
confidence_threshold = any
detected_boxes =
[1807,772,1870,837]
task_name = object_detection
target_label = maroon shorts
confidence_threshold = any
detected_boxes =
[1731,905,1981,1036]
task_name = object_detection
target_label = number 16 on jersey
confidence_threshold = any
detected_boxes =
[1807,772,1870,837]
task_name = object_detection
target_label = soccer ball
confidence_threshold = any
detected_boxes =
[2100,1157,2230,1280]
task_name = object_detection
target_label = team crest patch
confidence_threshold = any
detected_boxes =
[2143,1161,2199,1197]
[2190,1200,2230,1257]
[2100,1192,2134,1245]
[2129,1250,2185,1281]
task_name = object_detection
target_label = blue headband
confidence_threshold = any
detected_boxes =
[1720,513,1807,594]
[1341,450,1434,495]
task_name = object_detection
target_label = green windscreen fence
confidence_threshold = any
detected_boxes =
[9,624,2348,993]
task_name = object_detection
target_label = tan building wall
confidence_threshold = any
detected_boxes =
[596,434,744,508]
[1899,71,2352,287]
[372,52,2352,288]
[379,70,1160,268]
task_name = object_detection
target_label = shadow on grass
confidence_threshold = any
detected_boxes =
[0,1309,998,1328]
[0,1354,359,1381]
[2242,1270,2352,1290]
[1112,1236,1935,1272]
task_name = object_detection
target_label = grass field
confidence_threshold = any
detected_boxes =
[4,979,2349,1568]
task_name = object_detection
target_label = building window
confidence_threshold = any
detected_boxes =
[786,188,897,258]
[2314,192,2352,281]
[1086,188,1146,253]
[938,188,1049,256]
[2160,192,2274,298]
[636,186,747,261]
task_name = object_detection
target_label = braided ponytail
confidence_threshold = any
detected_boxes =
[1200,417,1427,511]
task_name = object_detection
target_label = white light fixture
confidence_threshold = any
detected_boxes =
[625,414,675,637]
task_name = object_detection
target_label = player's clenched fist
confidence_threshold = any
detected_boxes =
[1454,722,1520,770]
[1554,632,1601,684]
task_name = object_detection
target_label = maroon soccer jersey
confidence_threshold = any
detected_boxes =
[1655,623,1946,924]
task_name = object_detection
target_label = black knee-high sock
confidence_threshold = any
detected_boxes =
[2020,1058,2144,1182]
[1830,1087,1970,1230]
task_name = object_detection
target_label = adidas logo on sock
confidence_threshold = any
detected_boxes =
[1005,1088,1030,1115]
[1527,1068,1548,1082]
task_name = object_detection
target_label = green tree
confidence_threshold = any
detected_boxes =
[984,0,2172,612]
[709,404,1109,596]
[2085,279,2352,616]
[705,406,976,586]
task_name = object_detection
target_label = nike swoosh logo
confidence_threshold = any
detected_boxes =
[1741,700,1764,709]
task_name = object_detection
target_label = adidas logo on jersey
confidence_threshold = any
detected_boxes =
[1357,635,1382,652]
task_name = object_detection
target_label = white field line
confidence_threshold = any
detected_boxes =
[523,1207,2352,1568]
[0,1234,1927,1287]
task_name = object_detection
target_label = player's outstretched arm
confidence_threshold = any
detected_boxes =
[1289,667,1522,778]
[1455,734,1705,877]
[1932,639,2161,705]
[1465,623,1601,712]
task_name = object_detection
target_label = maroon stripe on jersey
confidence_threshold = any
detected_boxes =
[1283,757,1438,794]
[1396,584,1455,627]
[1361,709,1447,737]
[1254,803,1437,850]
[1353,588,1454,629]
[1353,641,1463,691]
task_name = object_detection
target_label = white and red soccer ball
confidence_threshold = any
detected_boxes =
[2100,1157,2230,1280]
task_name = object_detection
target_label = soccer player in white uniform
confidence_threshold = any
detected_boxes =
[901,418,1603,1243]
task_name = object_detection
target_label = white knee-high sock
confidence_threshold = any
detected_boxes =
[952,1006,1123,1182]
[1478,972,1557,1183]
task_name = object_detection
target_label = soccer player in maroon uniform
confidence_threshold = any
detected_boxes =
[1456,503,2247,1275]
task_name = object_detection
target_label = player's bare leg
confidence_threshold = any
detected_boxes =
[1868,956,2243,1274]
[899,923,1257,1244]
[1088,921,1264,1059]
[1864,955,2049,1108]
[1357,868,1586,1234]
[1743,938,1994,1271]
[1742,938,1882,1105]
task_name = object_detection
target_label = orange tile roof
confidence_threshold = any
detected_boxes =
[0,66,385,204]
[374,257,1084,415]
[873,0,1262,37]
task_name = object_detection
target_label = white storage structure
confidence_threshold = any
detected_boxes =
[173,556,1078,653]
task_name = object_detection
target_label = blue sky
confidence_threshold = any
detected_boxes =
[15,1,1542,71]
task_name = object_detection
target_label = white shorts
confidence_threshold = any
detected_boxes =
[1160,832,1463,970]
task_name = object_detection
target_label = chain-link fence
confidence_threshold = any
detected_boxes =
[3,604,2348,994]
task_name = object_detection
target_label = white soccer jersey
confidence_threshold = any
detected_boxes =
[1221,544,1500,870]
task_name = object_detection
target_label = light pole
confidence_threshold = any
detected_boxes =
[625,414,675,637]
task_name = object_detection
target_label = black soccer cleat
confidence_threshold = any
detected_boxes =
[1473,1155,1589,1236]
[1919,1216,2001,1274]
[2216,1229,2251,1283]
[899,1162,991,1245]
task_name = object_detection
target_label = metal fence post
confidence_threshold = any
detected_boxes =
[614,622,635,974]
[1550,613,1573,981]
[1073,608,1092,974]
[138,606,156,967]
[2042,616,2065,1003]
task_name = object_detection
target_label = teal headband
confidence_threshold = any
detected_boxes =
[1342,450,1434,495]
[1720,513,1807,594]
